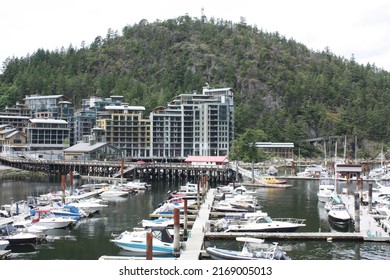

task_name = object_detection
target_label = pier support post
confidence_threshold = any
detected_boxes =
[61,175,66,204]
[368,183,373,213]
[146,231,153,260]
[173,208,181,257]
[354,192,360,232]
[184,199,188,237]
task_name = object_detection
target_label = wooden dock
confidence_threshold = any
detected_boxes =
[178,188,215,259]
[340,194,389,239]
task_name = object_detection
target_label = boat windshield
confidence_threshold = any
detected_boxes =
[256,216,273,223]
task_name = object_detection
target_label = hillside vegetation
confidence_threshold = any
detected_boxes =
[1,15,390,159]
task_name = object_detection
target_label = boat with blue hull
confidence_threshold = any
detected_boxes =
[110,226,176,256]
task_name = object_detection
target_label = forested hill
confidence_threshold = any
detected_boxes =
[1,15,390,158]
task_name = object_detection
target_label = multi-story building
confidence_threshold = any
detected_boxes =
[24,95,75,146]
[149,86,234,160]
[0,115,30,131]
[26,119,70,151]
[0,126,27,154]
[96,104,151,159]
[73,96,125,144]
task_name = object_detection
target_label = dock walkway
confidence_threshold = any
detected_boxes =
[179,188,215,259]
[341,194,388,239]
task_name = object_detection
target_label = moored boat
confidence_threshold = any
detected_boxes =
[224,215,306,233]
[110,226,176,255]
[206,237,290,260]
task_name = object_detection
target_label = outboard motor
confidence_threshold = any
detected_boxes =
[273,249,291,260]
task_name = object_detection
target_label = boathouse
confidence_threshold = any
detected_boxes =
[184,156,229,166]
[63,140,120,161]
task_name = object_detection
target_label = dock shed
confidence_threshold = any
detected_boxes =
[184,156,229,166]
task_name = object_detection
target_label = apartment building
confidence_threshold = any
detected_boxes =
[149,86,234,160]
[96,104,151,159]
[26,119,70,150]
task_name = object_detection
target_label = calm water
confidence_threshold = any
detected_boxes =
[1,176,390,260]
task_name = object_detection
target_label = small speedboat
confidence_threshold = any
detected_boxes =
[30,209,76,229]
[110,226,176,255]
[206,237,290,260]
[0,224,40,245]
[317,178,335,203]
[325,194,354,230]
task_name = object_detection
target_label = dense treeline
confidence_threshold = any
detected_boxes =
[1,15,390,159]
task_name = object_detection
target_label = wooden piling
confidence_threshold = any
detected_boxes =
[184,199,188,237]
[146,231,153,260]
[368,183,373,212]
[354,192,360,233]
[173,207,181,257]
[61,175,66,203]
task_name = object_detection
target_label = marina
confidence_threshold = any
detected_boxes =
[1,168,390,260]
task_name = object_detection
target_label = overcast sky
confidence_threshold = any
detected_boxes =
[1,0,390,71]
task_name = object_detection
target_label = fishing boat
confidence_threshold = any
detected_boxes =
[110,226,176,255]
[206,237,290,260]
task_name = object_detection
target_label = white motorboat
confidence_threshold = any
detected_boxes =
[0,224,40,245]
[179,182,198,192]
[0,240,9,250]
[12,219,50,235]
[68,199,108,215]
[224,215,306,233]
[99,186,129,198]
[110,226,176,255]
[206,237,290,260]
[140,217,184,228]
[125,180,150,190]
[317,178,336,203]
[30,209,76,229]
[326,195,354,230]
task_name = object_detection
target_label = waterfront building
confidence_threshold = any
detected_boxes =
[74,96,125,144]
[0,115,30,131]
[63,137,120,161]
[0,128,27,154]
[184,155,229,166]
[26,119,70,151]
[96,104,151,159]
[0,103,32,117]
[149,86,234,160]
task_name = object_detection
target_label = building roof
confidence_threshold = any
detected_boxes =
[29,118,68,124]
[254,142,294,148]
[185,156,229,163]
[5,130,22,138]
[63,142,110,153]
[105,105,145,111]
[0,128,16,135]
[24,95,64,100]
